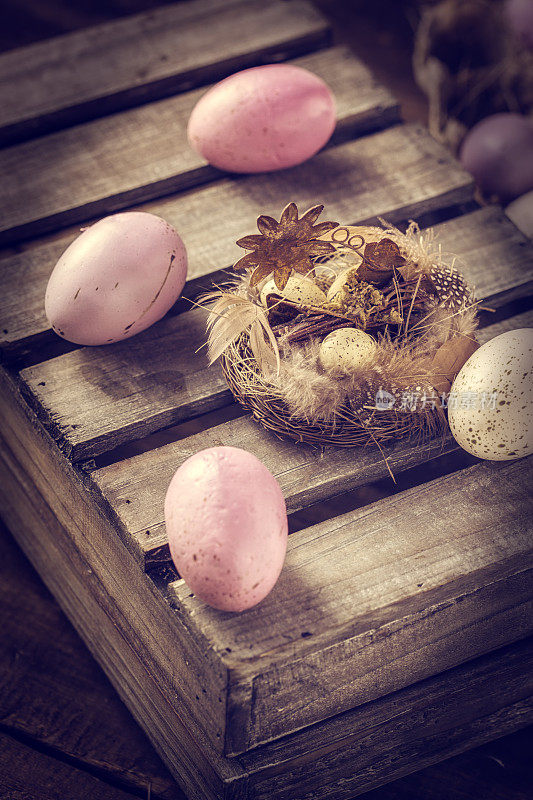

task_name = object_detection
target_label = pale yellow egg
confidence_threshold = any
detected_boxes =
[260,274,327,307]
[319,327,377,373]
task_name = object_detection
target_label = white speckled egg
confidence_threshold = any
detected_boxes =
[505,190,533,239]
[187,64,336,173]
[164,446,288,612]
[45,212,187,345]
[319,327,377,373]
[260,274,326,307]
[448,328,533,460]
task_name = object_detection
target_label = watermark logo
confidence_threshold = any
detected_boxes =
[372,389,499,412]
[375,389,396,410]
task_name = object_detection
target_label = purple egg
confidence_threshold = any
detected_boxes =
[504,0,533,48]
[460,113,533,200]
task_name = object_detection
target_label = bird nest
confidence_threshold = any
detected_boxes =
[204,203,480,450]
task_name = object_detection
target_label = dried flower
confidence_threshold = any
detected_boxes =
[234,202,338,290]
[358,238,407,285]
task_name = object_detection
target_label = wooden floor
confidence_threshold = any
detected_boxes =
[1,1,531,798]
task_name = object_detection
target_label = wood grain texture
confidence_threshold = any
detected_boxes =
[19,205,531,473]
[0,732,140,800]
[1,362,532,791]
[0,519,183,800]
[15,132,479,459]
[169,457,533,753]
[0,0,329,146]
[1,515,532,800]
[0,46,399,245]
[1,122,474,357]
[0,366,238,788]
[243,640,533,799]
[96,289,533,570]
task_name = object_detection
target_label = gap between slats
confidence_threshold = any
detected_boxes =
[0,0,330,147]
[91,303,533,572]
[17,201,532,467]
[0,122,470,360]
[0,46,399,247]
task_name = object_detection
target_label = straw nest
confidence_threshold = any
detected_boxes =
[204,204,480,450]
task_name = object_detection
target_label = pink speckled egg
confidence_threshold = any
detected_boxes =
[187,64,336,173]
[164,446,288,612]
[45,212,187,345]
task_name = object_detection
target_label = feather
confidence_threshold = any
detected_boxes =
[204,291,280,374]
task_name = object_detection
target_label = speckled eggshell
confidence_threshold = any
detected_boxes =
[260,274,327,306]
[187,64,336,173]
[164,446,288,612]
[45,212,187,345]
[319,327,377,373]
[448,328,533,460]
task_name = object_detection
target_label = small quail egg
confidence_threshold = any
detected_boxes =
[319,327,377,373]
[260,274,327,307]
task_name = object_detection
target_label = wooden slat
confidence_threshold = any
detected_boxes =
[171,457,533,754]
[94,305,533,570]
[0,732,140,800]
[0,365,238,791]
[0,47,399,246]
[0,0,329,146]
[242,640,533,799]
[1,359,532,786]
[20,205,531,466]
[0,520,183,800]
[1,122,473,357]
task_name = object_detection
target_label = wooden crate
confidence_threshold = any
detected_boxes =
[1,1,532,798]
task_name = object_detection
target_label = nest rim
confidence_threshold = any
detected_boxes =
[221,333,447,449]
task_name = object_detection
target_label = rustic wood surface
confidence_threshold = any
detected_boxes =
[0,46,399,244]
[168,457,533,753]
[0,734,143,800]
[1,121,473,358]
[1,311,531,790]
[1,0,532,796]
[17,205,531,468]
[92,306,533,572]
[1,515,531,800]
[0,0,329,146]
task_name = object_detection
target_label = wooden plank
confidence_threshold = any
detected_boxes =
[90,305,532,572]
[0,0,329,146]
[1,122,473,357]
[0,732,140,800]
[1,357,532,792]
[21,307,232,461]
[3,517,529,800]
[0,46,399,246]
[0,519,183,800]
[170,457,533,754]
[243,639,533,798]
[20,205,532,468]
[0,367,238,788]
